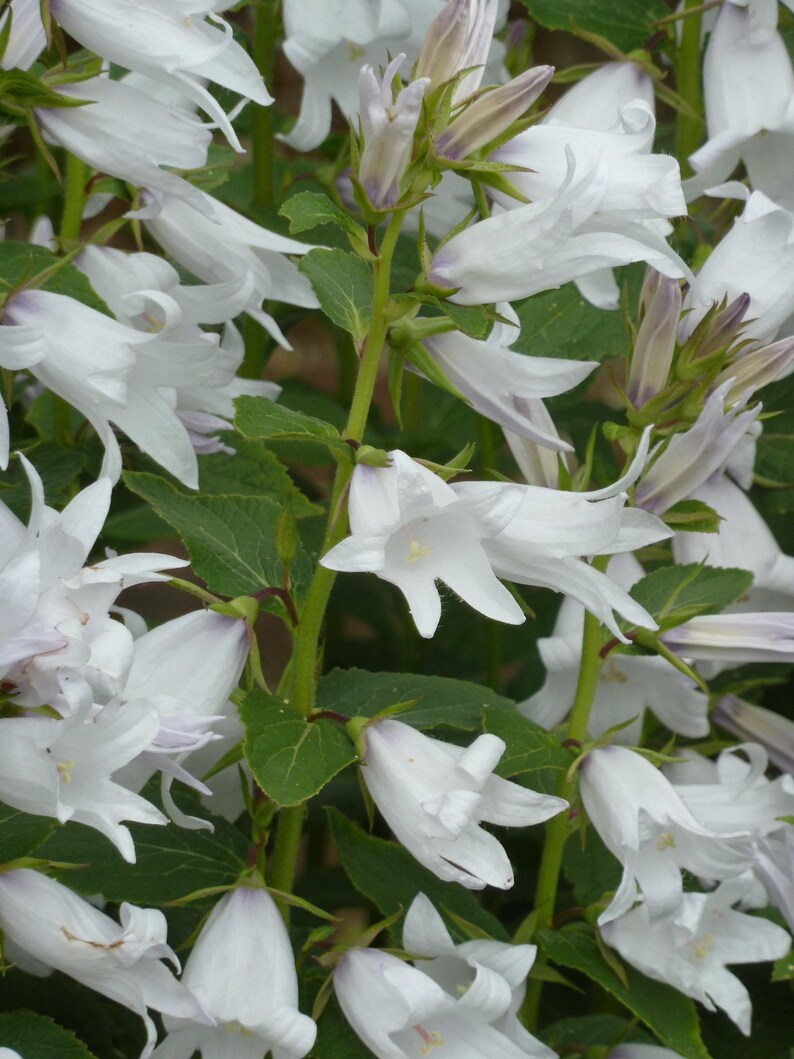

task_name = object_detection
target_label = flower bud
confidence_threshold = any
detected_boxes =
[627,268,682,405]
[434,64,553,161]
[679,291,750,368]
[712,335,794,402]
[415,0,498,99]
[713,694,794,775]
[358,55,429,210]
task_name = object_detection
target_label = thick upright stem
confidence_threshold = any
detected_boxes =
[520,555,609,1028]
[674,0,704,175]
[268,804,304,924]
[252,0,280,209]
[59,152,86,243]
[289,212,404,717]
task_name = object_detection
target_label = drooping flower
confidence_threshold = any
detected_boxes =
[685,0,794,208]
[402,893,556,1058]
[428,148,689,306]
[152,885,316,1059]
[679,191,794,346]
[671,474,794,610]
[36,78,215,220]
[144,190,319,348]
[48,0,272,150]
[580,746,755,924]
[0,869,207,1059]
[321,449,526,638]
[522,554,709,743]
[661,612,794,666]
[361,719,567,889]
[713,695,794,774]
[600,881,791,1036]
[0,0,45,70]
[0,700,167,862]
[334,946,546,1058]
[418,304,597,448]
[0,456,186,715]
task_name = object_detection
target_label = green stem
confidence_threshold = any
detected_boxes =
[674,0,704,176]
[519,555,609,1029]
[252,0,280,209]
[268,804,305,924]
[289,212,405,717]
[59,152,86,243]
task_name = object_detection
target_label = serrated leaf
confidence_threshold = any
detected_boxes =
[517,0,667,51]
[538,925,711,1059]
[316,668,515,731]
[511,273,642,362]
[280,190,366,245]
[181,142,235,193]
[481,705,571,794]
[240,690,355,807]
[327,808,509,940]
[196,438,320,517]
[123,471,312,599]
[32,790,248,905]
[0,242,110,315]
[233,394,348,453]
[298,248,372,340]
[0,1012,98,1059]
[629,564,754,627]
[662,499,722,534]
[0,802,56,863]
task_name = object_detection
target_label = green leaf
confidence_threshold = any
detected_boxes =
[182,142,235,193]
[0,243,111,315]
[328,808,509,940]
[195,438,320,518]
[662,499,722,534]
[0,443,84,518]
[511,273,641,362]
[33,790,248,905]
[280,190,367,245]
[298,248,372,340]
[316,668,515,731]
[629,564,754,627]
[562,824,622,906]
[538,925,711,1059]
[313,998,376,1059]
[0,69,96,113]
[0,1012,98,1059]
[517,0,667,51]
[771,951,794,982]
[233,394,348,453]
[481,705,571,794]
[123,471,312,599]
[754,414,794,487]
[541,1014,655,1050]
[0,803,56,863]
[240,690,356,807]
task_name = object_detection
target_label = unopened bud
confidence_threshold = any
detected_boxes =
[680,292,751,367]
[358,55,429,210]
[434,65,553,161]
[415,0,498,100]
[713,694,794,775]
[712,336,794,402]
[627,268,682,405]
